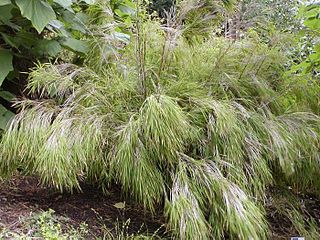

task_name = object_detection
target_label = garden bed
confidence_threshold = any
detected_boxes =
[0,175,165,238]
[0,175,319,239]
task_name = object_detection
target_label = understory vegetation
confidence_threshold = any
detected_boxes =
[0,209,159,239]
[0,0,319,239]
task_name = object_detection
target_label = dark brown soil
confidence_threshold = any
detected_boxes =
[1,176,319,239]
[0,175,166,238]
[266,188,320,240]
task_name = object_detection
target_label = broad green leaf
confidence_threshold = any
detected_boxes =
[304,9,318,19]
[0,0,11,6]
[0,33,20,49]
[71,12,89,33]
[0,104,14,130]
[61,38,89,54]
[62,11,88,33]
[49,19,64,29]
[5,70,19,81]
[0,91,15,101]
[0,4,13,24]
[61,9,76,24]
[297,61,309,69]
[53,0,72,9]
[16,0,56,33]
[48,20,70,37]
[14,31,39,50]
[0,49,13,86]
[35,39,62,57]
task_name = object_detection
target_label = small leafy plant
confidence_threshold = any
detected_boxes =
[292,3,320,75]
[0,209,89,239]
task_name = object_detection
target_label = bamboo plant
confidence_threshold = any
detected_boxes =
[0,0,319,239]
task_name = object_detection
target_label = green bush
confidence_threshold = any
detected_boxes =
[0,0,134,130]
[0,1,319,239]
[0,0,94,130]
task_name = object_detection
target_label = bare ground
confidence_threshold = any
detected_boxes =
[0,175,319,239]
[0,175,165,238]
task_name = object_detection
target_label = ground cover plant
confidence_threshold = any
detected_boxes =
[0,208,161,239]
[0,0,319,239]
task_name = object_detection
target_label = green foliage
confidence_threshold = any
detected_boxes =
[223,0,301,42]
[0,209,162,239]
[269,190,320,239]
[245,0,301,33]
[102,219,164,239]
[0,1,319,239]
[0,209,89,239]
[291,3,320,74]
[165,156,267,239]
[0,0,97,130]
[15,0,57,33]
[0,49,13,85]
[0,0,135,130]
[285,3,320,117]
[0,0,93,73]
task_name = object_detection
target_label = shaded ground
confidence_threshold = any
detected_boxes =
[266,188,320,239]
[0,175,166,238]
[1,176,320,239]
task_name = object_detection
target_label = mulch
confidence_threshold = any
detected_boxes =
[0,175,165,238]
[1,175,320,239]
[266,188,320,240]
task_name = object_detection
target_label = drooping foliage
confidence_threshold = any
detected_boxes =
[0,0,134,130]
[0,0,96,130]
[0,0,319,239]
